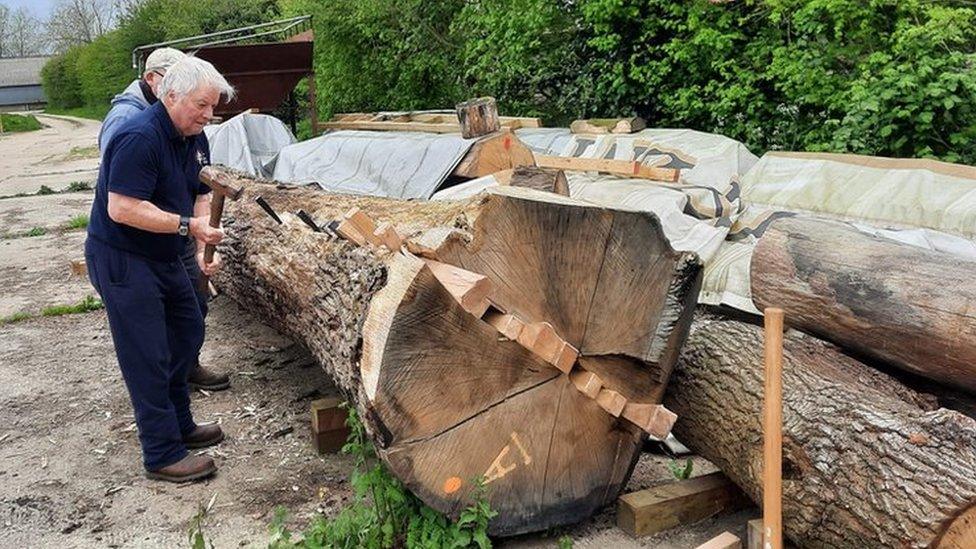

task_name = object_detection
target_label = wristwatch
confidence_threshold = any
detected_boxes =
[178,216,190,237]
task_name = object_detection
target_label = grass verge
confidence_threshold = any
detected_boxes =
[44,105,110,121]
[0,113,43,133]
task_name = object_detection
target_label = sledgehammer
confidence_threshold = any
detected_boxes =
[197,166,244,294]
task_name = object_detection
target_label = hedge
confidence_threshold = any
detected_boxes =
[44,0,976,164]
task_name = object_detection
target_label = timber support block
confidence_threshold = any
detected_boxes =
[617,472,750,538]
[311,397,351,455]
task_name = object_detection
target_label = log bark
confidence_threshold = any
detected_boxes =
[213,167,702,535]
[665,316,976,549]
[751,216,976,394]
[494,166,569,196]
[456,96,501,139]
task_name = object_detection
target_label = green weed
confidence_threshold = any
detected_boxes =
[65,181,93,192]
[0,312,32,325]
[66,214,89,230]
[267,405,497,548]
[25,227,47,237]
[41,295,103,317]
[667,458,694,481]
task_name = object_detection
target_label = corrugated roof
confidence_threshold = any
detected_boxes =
[0,56,52,87]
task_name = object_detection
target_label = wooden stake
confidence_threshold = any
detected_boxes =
[373,222,402,251]
[763,307,785,549]
[569,370,602,399]
[621,402,677,439]
[596,388,626,417]
[423,259,492,317]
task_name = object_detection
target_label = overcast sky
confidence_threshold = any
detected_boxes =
[1,0,57,19]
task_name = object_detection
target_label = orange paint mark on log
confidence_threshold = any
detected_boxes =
[443,476,462,494]
[503,135,511,150]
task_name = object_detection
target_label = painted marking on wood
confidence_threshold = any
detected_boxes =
[443,476,462,494]
[483,431,532,484]
[510,431,532,466]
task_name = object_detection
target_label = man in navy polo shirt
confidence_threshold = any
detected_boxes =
[99,47,232,393]
[86,56,234,482]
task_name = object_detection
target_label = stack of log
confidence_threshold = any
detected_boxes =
[205,122,976,545]
[667,216,976,548]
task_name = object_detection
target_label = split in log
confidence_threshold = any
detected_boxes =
[494,166,570,196]
[665,316,976,548]
[212,166,702,535]
[534,155,680,183]
[570,117,647,135]
[456,97,501,139]
[751,216,976,394]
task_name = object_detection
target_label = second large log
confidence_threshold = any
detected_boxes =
[665,317,976,548]
[752,216,976,394]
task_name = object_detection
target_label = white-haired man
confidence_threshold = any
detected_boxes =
[99,47,232,393]
[86,56,235,482]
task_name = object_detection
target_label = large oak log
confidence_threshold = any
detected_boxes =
[212,167,703,535]
[665,316,976,548]
[752,216,976,394]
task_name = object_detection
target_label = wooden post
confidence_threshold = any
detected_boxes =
[763,308,784,549]
[307,71,318,137]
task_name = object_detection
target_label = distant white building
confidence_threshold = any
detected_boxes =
[0,55,52,111]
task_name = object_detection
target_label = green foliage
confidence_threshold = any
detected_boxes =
[0,113,43,133]
[44,104,112,121]
[41,0,976,163]
[41,295,104,317]
[557,535,574,549]
[41,0,279,113]
[668,458,694,481]
[0,312,32,325]
[25,227,47,237]
[66,215,90,230]
[36,185,55,196]
[267,406,497,548]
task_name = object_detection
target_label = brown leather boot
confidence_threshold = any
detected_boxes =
[183,424,225,449]
[145,455,216,483]
[187,363,230,391]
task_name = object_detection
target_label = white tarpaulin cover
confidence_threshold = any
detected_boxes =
[436,132,976,315]
[705,152,976,313]
[204,113,295,177]
[435,128,759,294]
[271,130,475,199]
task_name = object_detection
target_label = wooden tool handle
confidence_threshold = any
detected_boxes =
[197,193,226,293]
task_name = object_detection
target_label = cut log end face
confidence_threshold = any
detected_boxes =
[359,190,701,535]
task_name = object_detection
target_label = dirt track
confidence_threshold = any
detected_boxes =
[0,114,756,548]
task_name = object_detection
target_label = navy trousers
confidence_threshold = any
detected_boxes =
[85,237,204,471]
[180,237,208,318]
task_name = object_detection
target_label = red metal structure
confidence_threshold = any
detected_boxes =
[132,17,316,127]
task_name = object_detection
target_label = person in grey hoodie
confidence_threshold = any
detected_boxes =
[99,47,231,392]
